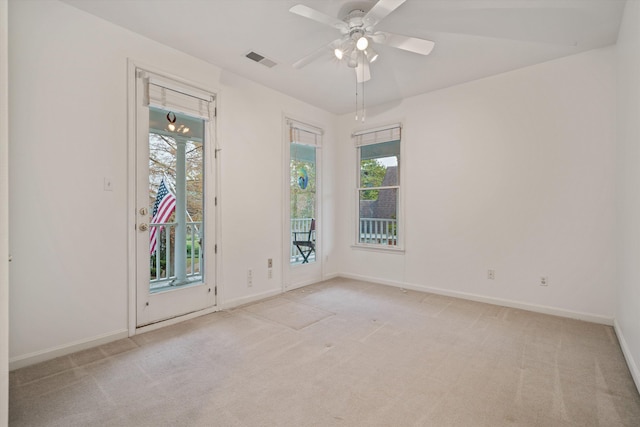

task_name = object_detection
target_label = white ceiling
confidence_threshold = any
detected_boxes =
[61,0,625,115]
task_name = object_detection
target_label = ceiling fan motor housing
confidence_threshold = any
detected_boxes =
[345,9,366,32]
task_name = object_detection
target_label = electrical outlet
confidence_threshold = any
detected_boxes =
[268,269,273,279]
[540,276,548,286]
[487,269,495,280]
[247,269,253,287]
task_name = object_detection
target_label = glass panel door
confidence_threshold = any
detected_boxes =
[290,142,316,265]
[134,71,216,327]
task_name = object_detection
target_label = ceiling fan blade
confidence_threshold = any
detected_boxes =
[373,31,435,55]
[355,60,371,83]
[289,4,349,33]
[292,48,325,69]
[363,0,407,29]
[292,38,343,69]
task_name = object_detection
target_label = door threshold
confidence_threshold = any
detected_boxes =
[135,305,218,334]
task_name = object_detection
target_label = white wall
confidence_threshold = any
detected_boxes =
[217,73,338,304]
[337,47,617,323]
[1,0,9,422]
[8,0,337,366]
[615,0,640,389]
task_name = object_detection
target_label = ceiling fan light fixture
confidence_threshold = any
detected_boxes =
[356,36,369,51]
[366,48,379,63]
[334,48,344,60]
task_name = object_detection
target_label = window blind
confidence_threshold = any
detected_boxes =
[143,73,214,121]
[353,124,401,147]
[288,120,322,146]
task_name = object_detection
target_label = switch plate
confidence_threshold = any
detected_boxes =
[487,269,495,280]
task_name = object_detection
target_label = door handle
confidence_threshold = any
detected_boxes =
[139,223,149,232]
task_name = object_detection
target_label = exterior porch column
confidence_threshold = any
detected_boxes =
[174,137,187,284]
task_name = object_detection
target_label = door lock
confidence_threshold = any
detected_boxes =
[139,207,148,216]
[139,223,149,231]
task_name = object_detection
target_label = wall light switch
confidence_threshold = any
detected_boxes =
[104,177,113,191]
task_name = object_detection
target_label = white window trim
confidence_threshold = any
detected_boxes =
[353,123,404,251]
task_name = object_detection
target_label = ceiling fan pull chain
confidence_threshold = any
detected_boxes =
[362,53,366,122]
[355,73,359,121]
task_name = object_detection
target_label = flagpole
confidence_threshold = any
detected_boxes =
[164,173,198,236]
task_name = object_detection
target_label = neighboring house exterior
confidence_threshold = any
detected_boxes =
[359,166,397,220]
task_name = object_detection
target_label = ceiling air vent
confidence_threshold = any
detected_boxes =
[245,51,277,68]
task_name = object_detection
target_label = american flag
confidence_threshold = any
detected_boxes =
[149,178,176,254]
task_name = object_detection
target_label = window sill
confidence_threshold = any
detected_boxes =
[351,243,405,254]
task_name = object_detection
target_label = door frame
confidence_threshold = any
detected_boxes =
[127,60,221,335]
[282,115,323,291]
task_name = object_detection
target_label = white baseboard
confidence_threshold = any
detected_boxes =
[322,272,339,282]
[221,288,283,310]
[11,275,617,372]
[614,319,640,394]
[338,273,614,326]
[9,329,129,371]
[284,279,318,292]
[10,287,287,370]
[339,273,405,290]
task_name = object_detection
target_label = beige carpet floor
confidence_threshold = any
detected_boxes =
[9,278,640,426]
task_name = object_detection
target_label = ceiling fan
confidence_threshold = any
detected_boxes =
[289,0,435,83]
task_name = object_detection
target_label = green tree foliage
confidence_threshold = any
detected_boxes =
[360,159,387,200]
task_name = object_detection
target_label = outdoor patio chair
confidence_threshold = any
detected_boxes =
[293,218,316,263]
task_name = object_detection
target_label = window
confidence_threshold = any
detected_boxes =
[355,125,401,247]
[142,74,214,293]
